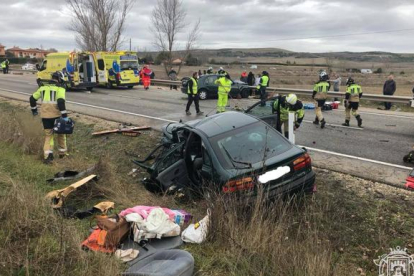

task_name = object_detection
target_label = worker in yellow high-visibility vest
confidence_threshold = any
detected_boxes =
[214,73,233,113]
[29,72,69,164]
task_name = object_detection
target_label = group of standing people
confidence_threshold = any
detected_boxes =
[1,59,9,74]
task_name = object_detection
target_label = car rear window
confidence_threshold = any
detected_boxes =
[209,121,292,169]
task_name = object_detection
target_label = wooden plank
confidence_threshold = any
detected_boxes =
[92,126,151,136]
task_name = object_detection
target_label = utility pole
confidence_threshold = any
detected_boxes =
[129,38,131,51]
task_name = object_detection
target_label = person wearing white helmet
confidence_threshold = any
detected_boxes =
[312,70,330,129]
[206,67,213,74]
[273,93,305,138]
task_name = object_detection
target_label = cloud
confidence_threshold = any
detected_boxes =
[0,0,413,53]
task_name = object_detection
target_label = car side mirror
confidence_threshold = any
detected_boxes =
[193,157,203,170]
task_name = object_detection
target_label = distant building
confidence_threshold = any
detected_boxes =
[6,46,54,59]
[0,44,5,56]
[361,69,373,74]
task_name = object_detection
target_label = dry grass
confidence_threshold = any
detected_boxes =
[0,110,43,155]
[201,191,338,276]
[0,173,123,276]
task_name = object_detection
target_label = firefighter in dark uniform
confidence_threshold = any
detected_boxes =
[30,71,69,163]
[342,77,363,127]
[312,71,330,129]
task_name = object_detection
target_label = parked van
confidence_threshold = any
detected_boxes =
[37,52,97,91]
[94,51,140,88]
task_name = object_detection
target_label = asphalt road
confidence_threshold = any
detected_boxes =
[0,73,413,168]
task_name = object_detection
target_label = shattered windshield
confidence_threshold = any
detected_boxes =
[209,121,292,169]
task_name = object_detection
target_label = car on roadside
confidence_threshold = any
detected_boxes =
[132,111,315,200]
[21,63,36,70]
[181,74,251,100]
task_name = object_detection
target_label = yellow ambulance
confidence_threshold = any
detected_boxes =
[94,51,140,88]
[36,52,97,91]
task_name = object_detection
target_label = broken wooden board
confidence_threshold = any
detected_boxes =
[92,126,151,136]
[45,174,97,208]
[122,131,141,137]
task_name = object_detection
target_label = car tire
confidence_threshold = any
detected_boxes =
[86,87,93,92]
[241,88,250,98]
[199,89,208,100]
[127,86,134,89]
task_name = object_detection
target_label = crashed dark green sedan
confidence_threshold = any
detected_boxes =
[133,111,315,198]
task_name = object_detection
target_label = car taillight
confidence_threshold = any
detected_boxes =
[222,176,254,193]
[293,153,311,171]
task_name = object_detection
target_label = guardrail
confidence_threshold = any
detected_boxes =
[151,79,413,105]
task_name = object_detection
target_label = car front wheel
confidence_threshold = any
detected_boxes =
[198,89,208,100]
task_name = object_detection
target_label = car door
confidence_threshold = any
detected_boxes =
[154,140,190,191]
[245,97,278,129]
[204,75,218,96]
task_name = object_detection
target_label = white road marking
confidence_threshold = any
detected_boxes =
[333,108,414,119]
[303,120,363,130]
[0,86,412,170]
[301,145,412,170]
[0,88,176,123]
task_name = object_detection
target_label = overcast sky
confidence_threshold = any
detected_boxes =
[1,0,414,53]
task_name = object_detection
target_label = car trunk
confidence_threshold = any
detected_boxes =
[222,146,313,198]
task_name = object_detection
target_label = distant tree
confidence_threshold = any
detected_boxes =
[400,71,405,75]
[186,53,201,66]
[47,48,58,53]
[155,51,171,65]
[66,0,134,51]
[210,58,216,64]
[151,0,201,75]
[5,51,14,58]
[374,68,383,74]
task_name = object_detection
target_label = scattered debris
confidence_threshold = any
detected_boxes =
[46,165,96,183]
[379,140,389,142]
[385,124,397,127]
[92,126,151,136]
[45,174,97,208]
[405,169,414,190]
[122,131,141,137]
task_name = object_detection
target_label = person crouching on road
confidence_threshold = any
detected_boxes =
[30,72,69,164]
[185,72,203,116]
[312,71,330,129]
[342,77,363,127]
[273,94,304,138]
[257,71,270,106]
[215,73,232,113]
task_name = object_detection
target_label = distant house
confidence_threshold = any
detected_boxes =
[6,46,54,59]
[361,69,373,74]
[172,58,183,65]
[0,44,5,56]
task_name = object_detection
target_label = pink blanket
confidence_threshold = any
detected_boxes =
[119,206,176,221]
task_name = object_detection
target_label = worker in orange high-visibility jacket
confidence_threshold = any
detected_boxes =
[30,71,69,164]
[140,65,152,90]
